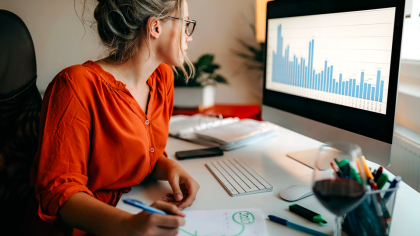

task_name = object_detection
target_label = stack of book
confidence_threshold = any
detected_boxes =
[169,115,278,151]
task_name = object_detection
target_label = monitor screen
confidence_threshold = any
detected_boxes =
[263,0,405,144]
[265,8,395,115]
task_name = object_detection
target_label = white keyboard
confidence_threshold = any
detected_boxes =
[205,159,273,197]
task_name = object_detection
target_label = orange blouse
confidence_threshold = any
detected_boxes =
[29,61,174,235]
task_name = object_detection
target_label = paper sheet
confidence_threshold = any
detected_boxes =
[178,208,267,236]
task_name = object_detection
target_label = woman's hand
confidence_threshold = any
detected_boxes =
[163,160,200,210]
[151,156,200,210]
[124,200,185,236]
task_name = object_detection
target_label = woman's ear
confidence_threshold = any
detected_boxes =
[149,17,161,39]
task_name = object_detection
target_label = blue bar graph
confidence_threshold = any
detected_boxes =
[271,25,385,102]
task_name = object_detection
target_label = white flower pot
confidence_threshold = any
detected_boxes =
[174,85,215,110]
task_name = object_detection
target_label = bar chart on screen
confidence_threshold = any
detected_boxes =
[265,8,396,115]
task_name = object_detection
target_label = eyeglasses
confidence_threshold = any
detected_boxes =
[167,16,196,37]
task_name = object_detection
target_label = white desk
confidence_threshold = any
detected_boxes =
[117,125,420,235]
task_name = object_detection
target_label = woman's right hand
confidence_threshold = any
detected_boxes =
[124,200,186,236]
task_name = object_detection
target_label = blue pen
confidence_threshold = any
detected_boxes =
[268,215,330,236]
[383,176,401,204]
[123,199,167,215]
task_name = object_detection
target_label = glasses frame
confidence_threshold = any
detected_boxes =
[167,16,196,37]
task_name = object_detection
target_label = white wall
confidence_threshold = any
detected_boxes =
[0,0,262,104]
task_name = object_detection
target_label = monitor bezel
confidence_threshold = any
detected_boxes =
[262,0,405,144]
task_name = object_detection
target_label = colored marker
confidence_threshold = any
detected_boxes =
[337,159,351,177]
[377,173,389,190]
[361,156,374,180]
[374,167,383,182]
[289,204,327,224]
[350,169,362,184]
[368,180,387,233]
[268,215,330,236]
[355,159,363,176]
[330,162,343,178]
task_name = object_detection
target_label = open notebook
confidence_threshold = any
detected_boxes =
[169,115,278,150]
[179,208,268,236]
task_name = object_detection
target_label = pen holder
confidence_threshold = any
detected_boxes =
[341,187,399,236]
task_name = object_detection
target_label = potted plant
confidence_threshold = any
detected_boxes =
[231,23,265,73]
[174,54,228,110]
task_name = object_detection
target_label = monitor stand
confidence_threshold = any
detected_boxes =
[286,149,319,169]
[287,148,343,170]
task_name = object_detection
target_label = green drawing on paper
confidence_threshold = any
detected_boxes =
[179,228,198,236]
[179,211,255,236]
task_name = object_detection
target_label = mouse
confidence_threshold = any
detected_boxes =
[279,184,314,202]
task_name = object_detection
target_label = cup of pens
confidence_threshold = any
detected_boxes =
[312,142,401,236]
[341,172,400,236]
[312,142,367,236]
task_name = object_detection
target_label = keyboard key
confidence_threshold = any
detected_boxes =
[234,159,273,189]
[206,159,273,197]
[213,162,246,194]
[206,163,239,195]
[222,160,259,192]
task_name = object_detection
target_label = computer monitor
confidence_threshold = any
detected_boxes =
[262,0,406,167]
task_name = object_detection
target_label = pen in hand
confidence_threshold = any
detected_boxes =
[123,198,185,216]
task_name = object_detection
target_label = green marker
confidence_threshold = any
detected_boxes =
[289,204,327,224]
[350,168,362,184]
[337,159,351,177]
[377,173,389,189]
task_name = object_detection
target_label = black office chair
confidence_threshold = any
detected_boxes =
[0,10,42,230]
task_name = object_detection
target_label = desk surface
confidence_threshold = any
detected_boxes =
[117,125,420,236]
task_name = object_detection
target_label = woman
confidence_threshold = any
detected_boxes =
[27,0,199,235]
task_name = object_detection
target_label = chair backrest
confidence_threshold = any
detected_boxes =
[0,10,42,201]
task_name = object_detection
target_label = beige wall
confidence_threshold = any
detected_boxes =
[1,0,262,104]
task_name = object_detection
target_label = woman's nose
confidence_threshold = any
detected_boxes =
[186,35,193,43]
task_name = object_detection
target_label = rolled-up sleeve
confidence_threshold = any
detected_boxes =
[163,64,174,158]
[31,72,93,223]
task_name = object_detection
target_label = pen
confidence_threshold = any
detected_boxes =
[268,215,330,236]
[368,180,387,233]
[123,199,167,215]
[383,176,401,204]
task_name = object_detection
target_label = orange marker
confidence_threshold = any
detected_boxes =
[355,159,363,175]
[361,156,374,180]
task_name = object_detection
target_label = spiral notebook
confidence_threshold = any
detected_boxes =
[169,115,278,150]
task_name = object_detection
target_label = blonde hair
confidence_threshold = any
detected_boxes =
[83,0,194,79]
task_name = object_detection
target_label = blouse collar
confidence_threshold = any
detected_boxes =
[83,60,156,92]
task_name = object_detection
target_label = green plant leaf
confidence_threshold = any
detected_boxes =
[237,39,259,54]
[196,54,214,67]
[249,23,255,35]
[213,74,228,84]
[174,54,228,87]
[202,64,220,73]
[230,21,265,74]
[231,49,257,61]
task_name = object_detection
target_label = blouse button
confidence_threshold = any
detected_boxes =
[150,148,155,153]
[145,120,150,125]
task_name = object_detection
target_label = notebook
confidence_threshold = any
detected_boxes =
[169,115,278,150]
[169,114,239,138]
[179,208,268,236]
